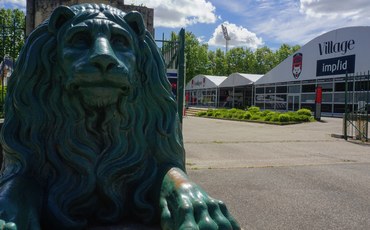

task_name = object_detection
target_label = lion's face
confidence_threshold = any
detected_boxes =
[57,16,138,108]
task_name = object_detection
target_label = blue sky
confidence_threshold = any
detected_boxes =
[2,0,370,51]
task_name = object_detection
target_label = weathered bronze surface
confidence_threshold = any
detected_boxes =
[0,4,240,229]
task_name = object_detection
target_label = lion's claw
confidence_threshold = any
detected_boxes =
[0,220,17,230]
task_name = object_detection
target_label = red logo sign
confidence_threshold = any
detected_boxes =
[292,53,303,79]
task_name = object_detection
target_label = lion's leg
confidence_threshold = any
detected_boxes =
[0,176,43,230]
[159,167,240,230]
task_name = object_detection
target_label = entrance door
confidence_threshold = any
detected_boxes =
[288,95,300,111]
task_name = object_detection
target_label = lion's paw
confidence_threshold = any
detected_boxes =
[160,168,240,230]
[0,220,17,230]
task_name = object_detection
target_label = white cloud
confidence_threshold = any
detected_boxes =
[208,22,263,50]
[251,0,370,47]
[300,0,370,19]
[0,0,26,10]
[125,0,218,28]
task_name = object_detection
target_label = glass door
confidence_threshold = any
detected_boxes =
[288,94,300,111]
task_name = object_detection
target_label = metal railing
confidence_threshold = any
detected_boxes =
[343,72,369,142]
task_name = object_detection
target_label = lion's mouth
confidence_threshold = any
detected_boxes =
[72,84,130,96]
[67,81,131,108]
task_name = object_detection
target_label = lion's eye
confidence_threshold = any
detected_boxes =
[70,32,91,48]
[111,35,129,49]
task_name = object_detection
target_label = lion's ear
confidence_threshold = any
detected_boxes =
[124,11,146,40]
[48,5,75,34]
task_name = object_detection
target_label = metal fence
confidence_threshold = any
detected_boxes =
[343,72,370,142]
[156,29,186,124]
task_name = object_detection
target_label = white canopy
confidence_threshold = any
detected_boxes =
[219,73,263,88]
[186,75,227,90]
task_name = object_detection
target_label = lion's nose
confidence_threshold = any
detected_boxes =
[89,37,119,72]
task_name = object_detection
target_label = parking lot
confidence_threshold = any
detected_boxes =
[184,117,370,230]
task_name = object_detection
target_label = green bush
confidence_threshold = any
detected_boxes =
[243,112,252,120]
[195,106,313,124]
[229,108,238,114]
[261,110,272,117]
[196,111,207,117]
[224,113,232,119]
[297,108,312,117]
[214,111,222,118]
[278,114,290,122]
[264,111,277,121]
[206,109,214,117]
[251,114,261,120]
[297,115,310,122]
[247,106,260,114]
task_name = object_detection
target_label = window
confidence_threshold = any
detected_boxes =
[302,84,316,93]
[320,83,333,92]
[276,86,287,93]
[266,87,275,94]
[335,82,353,92]
[322,93,332,103]
[288,85,300,93]
[256,87,265,94]
[301,94,315,103]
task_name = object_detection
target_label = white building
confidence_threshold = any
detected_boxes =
[185,75,227,107]
[255,26,370,116]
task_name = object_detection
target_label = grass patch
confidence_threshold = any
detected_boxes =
[196,107,314,125]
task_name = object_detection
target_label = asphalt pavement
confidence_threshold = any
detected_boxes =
[184,116,370,230]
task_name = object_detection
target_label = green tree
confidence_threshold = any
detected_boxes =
[226,47,246,74]
[0,8,25,61]
[213,48,227,76]
[274,44,301,66]
[184,32,211,82]
[253,46,276,74]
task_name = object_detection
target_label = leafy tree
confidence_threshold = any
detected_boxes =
[226,47,246,74]
[274,44,301,66]
[159,30,301,81]
[213,48,227,76]
[0,8,25,61]
[253,46,276,74]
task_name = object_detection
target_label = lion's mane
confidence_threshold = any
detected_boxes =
[0,4,184,228]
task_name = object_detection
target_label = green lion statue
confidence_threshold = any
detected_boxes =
[0,3,240,230]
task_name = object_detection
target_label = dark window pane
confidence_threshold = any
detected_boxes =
[321,104,332,113]
[266,87,275,94]
[302,84,316,93]
[256,87,265,94]
[334,104,345,113]
[276,86,287,93]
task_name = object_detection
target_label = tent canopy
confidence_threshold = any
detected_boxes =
[219,73,263,88]
[186,74,227,90]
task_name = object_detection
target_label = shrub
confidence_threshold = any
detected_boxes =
[243,112,252,120]
[297,115,310,122]
[197,111,207,117]
[271,115,280,122]
[224,113,232,119]
[278,114,290,122]
[297,108,312,117]
[229,108,238,114]
[265,112,280,122]
[206,110,214,117]
[247,106,260,114]
[214,111,222,118]
[251,114,261,120]
[237,113,244,119]
[261,110,272,117]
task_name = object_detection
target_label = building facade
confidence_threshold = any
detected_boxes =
[254,26,370,116]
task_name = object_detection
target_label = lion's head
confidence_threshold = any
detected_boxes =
[0,4,184,228]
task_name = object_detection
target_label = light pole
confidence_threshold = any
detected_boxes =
[221,24,230,53]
